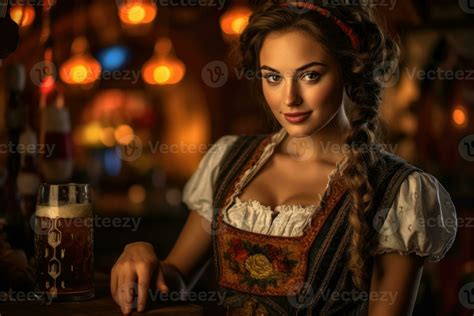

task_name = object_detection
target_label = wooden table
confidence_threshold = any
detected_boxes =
[0,272,204,316]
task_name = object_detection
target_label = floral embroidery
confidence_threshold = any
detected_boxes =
[223,238,298,290]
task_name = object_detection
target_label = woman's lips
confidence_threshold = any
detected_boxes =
[283,111,312,124]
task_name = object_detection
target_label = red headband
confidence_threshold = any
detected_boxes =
[279,2,361,50]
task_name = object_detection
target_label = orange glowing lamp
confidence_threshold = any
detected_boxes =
[142,38,186,85]
[10,5,36,28]
[220,6,252,36]
[59,37,101,85]
[118,0,157,25]
[452,105,468,128]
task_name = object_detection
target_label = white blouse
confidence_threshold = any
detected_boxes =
[182,128,458,262]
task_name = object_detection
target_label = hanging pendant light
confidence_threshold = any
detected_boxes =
[59,36,101,86]
[118,0,157,26]
[142,37,186,86]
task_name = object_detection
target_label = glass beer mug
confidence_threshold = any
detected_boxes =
[34,183,94,301]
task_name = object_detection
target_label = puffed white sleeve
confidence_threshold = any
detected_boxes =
[181,135,239,223]
[371,171,458,262]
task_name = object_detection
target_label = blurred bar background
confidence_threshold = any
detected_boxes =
[0,0,473,315]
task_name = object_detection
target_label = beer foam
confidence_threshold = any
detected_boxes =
[36,203,91,218]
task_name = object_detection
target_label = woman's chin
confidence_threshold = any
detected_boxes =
[282,123,318,137]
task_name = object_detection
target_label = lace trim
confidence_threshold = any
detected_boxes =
[234,196,318,213]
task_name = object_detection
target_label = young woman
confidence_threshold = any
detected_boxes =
[110,1,458,315]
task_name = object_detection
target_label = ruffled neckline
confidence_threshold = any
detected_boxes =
[234,196,318,213]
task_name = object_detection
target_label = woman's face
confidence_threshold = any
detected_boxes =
[259,29,346,138]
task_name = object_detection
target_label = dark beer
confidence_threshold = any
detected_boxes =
[34,202,94,301]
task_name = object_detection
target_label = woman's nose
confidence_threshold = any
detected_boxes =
[283,79,302,106]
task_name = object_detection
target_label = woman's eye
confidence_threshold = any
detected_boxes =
[263,74,281,84]
[302,72,321,82]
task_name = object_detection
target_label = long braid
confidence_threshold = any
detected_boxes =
[342,8,400,289]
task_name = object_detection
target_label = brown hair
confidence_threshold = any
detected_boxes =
[235,0,400,290]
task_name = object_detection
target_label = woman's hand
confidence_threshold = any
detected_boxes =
[110,209,213,314]
[110,242,168,314]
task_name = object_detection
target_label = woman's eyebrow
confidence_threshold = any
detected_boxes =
[258,61,328,73]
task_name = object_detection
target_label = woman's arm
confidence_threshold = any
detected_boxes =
[367,252,425,316]
[162,209,213,280]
